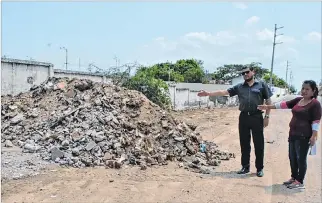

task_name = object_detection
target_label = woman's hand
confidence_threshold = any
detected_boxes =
[310,135,317,146]
[257,105,268,110]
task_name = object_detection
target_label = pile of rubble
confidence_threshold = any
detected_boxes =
[1,77,234,173]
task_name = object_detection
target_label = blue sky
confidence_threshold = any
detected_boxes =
[2,1,321,90]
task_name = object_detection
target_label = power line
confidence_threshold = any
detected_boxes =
[269,24,284,87]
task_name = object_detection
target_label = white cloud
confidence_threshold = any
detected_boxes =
[245,16,260,26]
[256,28,296,43]
[183,31,237,46]
[155,37,165,41]
[132,29,301,75]
[304,32,321,42]
[256,28,274,41]
[232,2,248,10]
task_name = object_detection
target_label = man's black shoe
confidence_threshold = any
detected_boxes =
[257,170,264,177]
[237,167,250,174]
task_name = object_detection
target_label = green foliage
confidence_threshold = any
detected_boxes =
[182,67,205,83]
[122,71,172,110]
[123,59,206,110]
[262,73,288,88]
[211,62,270,81]
[138,59,206,83]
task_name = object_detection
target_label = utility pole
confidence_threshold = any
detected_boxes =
[285,60,290,93]
[60,47,68,70]
[290,70,293,88]
[269,24,284,87]
[78,58,81,69]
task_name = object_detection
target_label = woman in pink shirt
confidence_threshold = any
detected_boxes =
[258,80,321,189]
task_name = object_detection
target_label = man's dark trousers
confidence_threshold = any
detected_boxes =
[238,112,265,171]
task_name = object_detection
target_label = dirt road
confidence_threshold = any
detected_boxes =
[1,108,321,203]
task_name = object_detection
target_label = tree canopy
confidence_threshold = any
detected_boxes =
[211,62,270,82]
[134,59,206,83]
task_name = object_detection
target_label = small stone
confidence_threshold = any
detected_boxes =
[24,143,39,152]
[140,164,147,170]
[29,111,39,118]
[51,147,64,161]
[64,89,77,98]
[200,167,211,174]
[161,120,168,128]
[10,114,24,125]
[113,142,122,149]
[4,140,14,147]
[94,99,102,106]
[8,105,18,111]
[62,140,69,146]
[192,158,200,165]
[105,160,122,169]
[174,137,186,142]
[103,153,113,161]
[85,141,96,151]
[94,135,105,142]
[17,140,24,147]
[72,148,80,156]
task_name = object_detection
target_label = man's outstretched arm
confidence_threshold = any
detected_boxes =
[198,90,230,97]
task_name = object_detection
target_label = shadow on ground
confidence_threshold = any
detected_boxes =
[202,170,303,196]
[207,171,258,179]
[235,183,303,196]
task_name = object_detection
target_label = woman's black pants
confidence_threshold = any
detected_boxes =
[289,138,310,184]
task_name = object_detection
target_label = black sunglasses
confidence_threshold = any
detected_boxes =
[241,71,250,75]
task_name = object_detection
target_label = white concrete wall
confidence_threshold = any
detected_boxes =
[1,60,52,95]
[168,85,238,110]
[54,70,108,83]
[1,59,112,96]
[168,87,212,110]
[270,86,287,101]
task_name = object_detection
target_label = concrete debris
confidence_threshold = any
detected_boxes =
[1,77,235,173]
[4,140,14,148]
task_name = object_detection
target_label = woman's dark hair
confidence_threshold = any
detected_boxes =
[303,80,319,99]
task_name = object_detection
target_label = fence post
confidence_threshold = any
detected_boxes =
[188,89,190,107]
[173,85,176,110]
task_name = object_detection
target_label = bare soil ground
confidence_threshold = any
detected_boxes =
[1,108,321,203]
